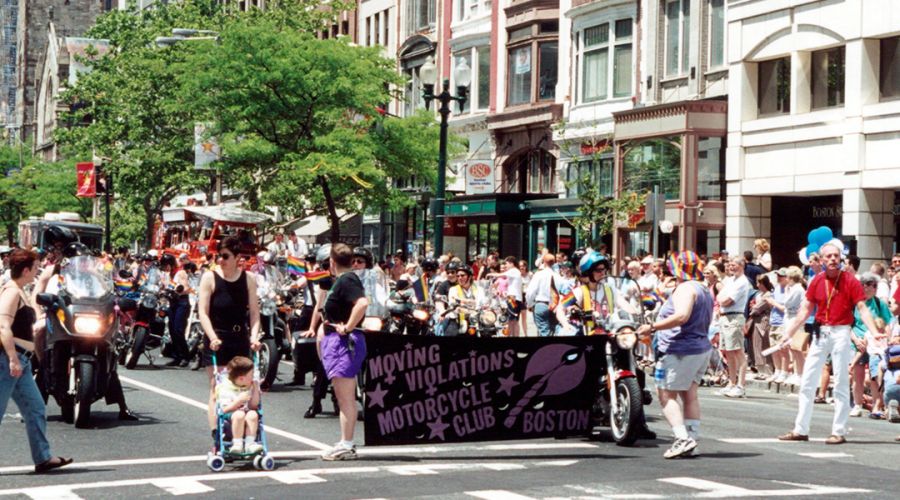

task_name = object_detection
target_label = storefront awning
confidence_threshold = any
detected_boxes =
[445,193,556,217]
[525,197,582,221]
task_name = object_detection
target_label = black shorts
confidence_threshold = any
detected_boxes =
[506,297,522,317]
[202,331,251,368]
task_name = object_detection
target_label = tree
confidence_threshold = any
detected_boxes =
[180,20,448,242]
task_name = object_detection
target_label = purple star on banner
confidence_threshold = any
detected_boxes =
[427,418,451,441]
[367,383,389,409]
[469,350,478,358]
[405,343,414,350]
[585,345,594,353]
[497,372,519,396]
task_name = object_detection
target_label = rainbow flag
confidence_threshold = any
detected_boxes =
[559,290,577,308]
[304,270,331,282]
[286,256,307,276]
[411,275,429,303]
[115,279,134,294]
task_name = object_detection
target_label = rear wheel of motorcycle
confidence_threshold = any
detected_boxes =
[259,338,280,388]
[74,363,95,429]
[611,377,643,447]
[125,327,148,370]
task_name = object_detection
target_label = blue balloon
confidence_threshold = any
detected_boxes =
[806,243,820,257]
[812,226,833,246]
[807,229,817,245]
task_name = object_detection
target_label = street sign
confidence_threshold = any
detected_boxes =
[464,161,493,195]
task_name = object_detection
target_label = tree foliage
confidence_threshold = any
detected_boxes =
[179,19,447,241]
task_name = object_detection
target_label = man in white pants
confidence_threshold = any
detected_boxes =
[776,243,881,444]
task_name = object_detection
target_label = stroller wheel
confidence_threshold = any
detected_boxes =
[260,454,275,471]
[252,455,262,470]
[207,454,226,472]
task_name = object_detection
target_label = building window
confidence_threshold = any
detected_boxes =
[665,0,690,77]
[708,0,725,68]
[382,10,390,47]
[566,158,614,198]
[407,0,436,35]
[811,47,844,109]
[623,138,681,200]
[365,17,371,46]
[697,136,725,201]
[373,14,380,45]
[758,57,791,115]
[504,149,556,194]
[404,67,426,116]
[880,37,900,100]
[507,22,558,106]
[579,19,633,103]
[453,46,491,113]
[456,0,491,21]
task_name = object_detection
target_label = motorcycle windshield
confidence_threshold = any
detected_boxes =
[142,267,162,293]
[61,256,113,299]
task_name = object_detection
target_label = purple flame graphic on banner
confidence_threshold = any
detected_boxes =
[503,344,586,428]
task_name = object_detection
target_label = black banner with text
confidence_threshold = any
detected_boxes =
[363,335,607,446]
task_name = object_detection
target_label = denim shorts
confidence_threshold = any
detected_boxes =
[869,354,882,380]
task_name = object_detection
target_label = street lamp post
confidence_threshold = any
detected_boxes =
[420,58,470,257]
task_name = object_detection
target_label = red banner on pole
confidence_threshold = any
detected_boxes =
[76,162,96,198]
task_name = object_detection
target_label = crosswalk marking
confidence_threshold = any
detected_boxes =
[797,452,853,459]
[718,437,826,444]
[151,478,215,495]
[659,477,871,497]
[466,491,537,500]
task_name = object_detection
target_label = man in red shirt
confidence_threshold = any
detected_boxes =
[776,242,881,444]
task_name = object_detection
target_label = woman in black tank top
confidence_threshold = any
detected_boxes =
[1,249,72,473]
[198,237,261,433]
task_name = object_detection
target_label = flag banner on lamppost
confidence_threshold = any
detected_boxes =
[194,122,220,170]
[76,162,96,198]
[363,334,605,446]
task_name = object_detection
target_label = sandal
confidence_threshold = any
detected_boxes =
[814,396,827,404]
[34,456,73,474]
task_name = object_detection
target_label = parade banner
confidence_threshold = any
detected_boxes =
[76,162,96,198]
[363,335,606,446]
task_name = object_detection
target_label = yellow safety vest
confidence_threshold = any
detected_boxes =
[580,283,614,334]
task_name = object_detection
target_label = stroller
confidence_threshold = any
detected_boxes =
[701,325,729,387]
[206,353,275,472]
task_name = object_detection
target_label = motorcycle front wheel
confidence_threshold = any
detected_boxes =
[259,338,280,388]
[74,362,95,429]
[125,326,149,370]
[610,377,643,446]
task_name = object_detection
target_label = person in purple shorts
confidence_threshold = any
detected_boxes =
[318,243,368,461]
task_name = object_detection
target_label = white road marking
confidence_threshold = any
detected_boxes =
[119,375,331,450]
[466,491,537,500]
[605,495,665,499]
[0,443,598,474]
[718,438,826,444]
[658,477,870,497]
[0,461,574,498]
[483,443,597,450]
[797,452,853,459]
[151,478,215,495]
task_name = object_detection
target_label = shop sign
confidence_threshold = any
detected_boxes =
[811,204,842,219]
[465,161,494,195]
[580,141,610,156]
[558,226,573,251]
[443,217,467,237]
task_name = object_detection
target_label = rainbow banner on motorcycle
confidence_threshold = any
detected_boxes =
[411,275,429,303]
[286,256,307,276]
[363,335,606,446]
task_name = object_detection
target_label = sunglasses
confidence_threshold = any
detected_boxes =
[352,258,366,264]
[217,253,233,261]
[863,282,877,288]
[457,273,469,277]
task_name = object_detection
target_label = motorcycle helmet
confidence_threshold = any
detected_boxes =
[457,265,473,276]
[257,251,275,265]
[446,261,459,273]
[159,253,177,270]
[352,246,374,269]
[44,225,77,251]
[63,242,89,258]
[421,258,438,273]
[570,248,587,275]
[315,244,332,264]
[578,251,609,281]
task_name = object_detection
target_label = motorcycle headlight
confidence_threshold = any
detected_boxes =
[142,295,157,309]
[480,310,497,326]
[157,297,170,311]
[73,315,103,336]
[361,317,383,332]
[616,331,638,350]
[412,309,430,321]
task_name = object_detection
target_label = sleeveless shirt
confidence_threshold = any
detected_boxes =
[656,281,713,355]
[210,271,249,335]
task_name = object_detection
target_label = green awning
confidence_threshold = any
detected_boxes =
[526,198,582,221]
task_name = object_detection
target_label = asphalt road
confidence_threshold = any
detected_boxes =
[1,353,899,499]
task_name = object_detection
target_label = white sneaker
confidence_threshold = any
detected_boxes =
[321,443,357,461]
[245,441,263,454]
[229,440,244,454]
[724,385,745,398]
[746,372,758,381]
[664,437,697,459]
[773,372,786,384]
[786,374,801,386]
[849,405,863,417]
[715,384,734,396]
[888,400,900,423]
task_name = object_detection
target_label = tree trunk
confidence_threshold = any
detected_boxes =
[143,198,155,250]
[318,175,341,243]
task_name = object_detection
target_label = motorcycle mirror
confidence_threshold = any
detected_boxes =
[35,293,56,308]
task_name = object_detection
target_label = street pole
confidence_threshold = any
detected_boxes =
[651,184,660,258]
[216,170,223,205]
[105,172,112,253]
[433,79,451,257]
[421,58,470,258]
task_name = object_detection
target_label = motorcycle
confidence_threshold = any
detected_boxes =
[452,281,508,337]
[386,281,432,335]
[123,267,174,369]
[566,307,646,446]
[183,272,204,365]
[36,256,120,428]
[257,263,288,388]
